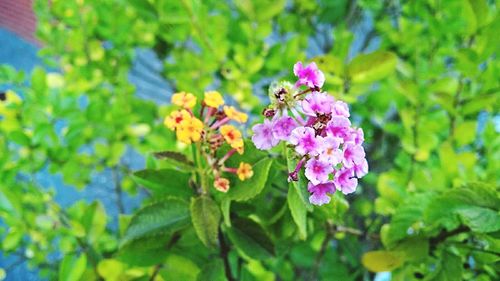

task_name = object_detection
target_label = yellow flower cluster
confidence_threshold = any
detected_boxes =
[163,90,253,192]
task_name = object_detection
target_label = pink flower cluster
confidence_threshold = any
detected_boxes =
[252,62,368,206]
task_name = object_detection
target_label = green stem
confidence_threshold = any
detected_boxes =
[192,143,209,194]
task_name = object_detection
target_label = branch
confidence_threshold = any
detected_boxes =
[218,230,235,281]
[429,225,469,251]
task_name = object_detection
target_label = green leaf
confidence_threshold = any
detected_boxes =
[197,259,226,281]
[287,186,307,240]
[431,250,462,281]
[59,254,87,281]
[226,158,273,201]
[2,228,22,251]
[122,197,190,247]
[386,193,433,246]
[81,201,106,244]
[457,206,500,233]
[221,198,231,227]
[393,238,429,262]
[453,121,477,146]
[160,254,200,281]
[153,150,194,170]
[97,259,125,281]
[361,251,405,272]
[347,51,397,84]
[132,169,193,198]
[8,131,30,146]
[190,196,221,247]
[31,67,47,94]
[285,147,313,209]
[224,217,274,260]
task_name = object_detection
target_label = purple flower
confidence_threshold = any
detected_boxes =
[332,100,350,117]
[294,62,325,89]
[325,116,351,140]
[273,116,298,141]
[305,158,333,185]
[349,127,364,145]
[289,127,321,156]
[318,136,343,164]
[354,158,368,178]
[334,167,358,195]
[252,119,279,150]
[342,142,366,168]
[308,181,336,206]
[301,92,334,117]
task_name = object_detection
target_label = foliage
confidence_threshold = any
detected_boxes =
[0,0,499,280]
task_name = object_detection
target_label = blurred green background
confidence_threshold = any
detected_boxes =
[0,0,499,280]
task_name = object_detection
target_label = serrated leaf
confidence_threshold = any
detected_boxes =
[348,51,397,84]
[361,251,404,272]
[287,186,307,240]
[226,158,273,201]
[153,150,194,169]
[224,217,274,260]
[190,196,221,247]
[132,169,193,198]
[122,198,190,247]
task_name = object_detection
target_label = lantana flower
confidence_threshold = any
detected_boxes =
[251,62,368,206]
[172,92,197,109]
[164,90,253,193]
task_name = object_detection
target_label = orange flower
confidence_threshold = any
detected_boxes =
[172,92,197,109]
[223,106,248,123]
[220,125,244,152]
[237,162,253,181]
[164,109,191,130]
[214,177,230,192]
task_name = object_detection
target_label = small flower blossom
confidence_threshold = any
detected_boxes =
[334,167,358,195]
[305,158,333,185]
[342,142,366,168]
[176,117,203,144]
[237,162,253,181]
[301,92,334,117]
[325,116,351,140]
[332,101,350,117]
[272,116,298,141]
[204,91,224,108]
[172,92,197,109]
[223,106,248,123]
[164,109,191,130]
[220,125,244,151]
[354,158,369,178]
[308,182,336,206]
[289,127,321,156]
[293,61,325,89]
[214,178,230,192]
[251,62,368,205]
[318,136,343,164]
[252,119,279,150]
